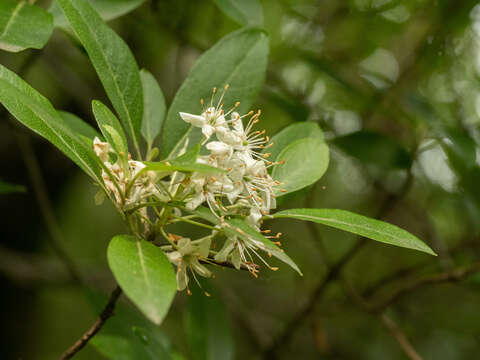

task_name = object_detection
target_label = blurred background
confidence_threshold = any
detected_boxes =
[2,0,480,359]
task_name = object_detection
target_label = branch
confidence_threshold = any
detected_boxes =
[60,286,122,360]
[380,314,423,360]
[261,170,414,358]
[372,262,480,313]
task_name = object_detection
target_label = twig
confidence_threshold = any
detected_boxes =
[372,262,480,313]
[60,286,123,360]
[341,276,423,360]
[380,314,423,360]
[262,170,414,358]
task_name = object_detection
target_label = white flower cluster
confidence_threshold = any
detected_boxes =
[93,137,158,207]
[172,86,285,283]
[92,86,287,293]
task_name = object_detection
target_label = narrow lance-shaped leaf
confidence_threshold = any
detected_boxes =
[272,137,329,196]
[107,235,177,324]
[92,100,129,157]
[140,69,166,151]
[189,207,302,275]
[161,28,269,158]
[213,0,264,27]
[57,0,143,156]
[0,64,102,184]
[59,111,102,142]
[50,0,147,28]
[272,208,436,255]
[0,0,53,52]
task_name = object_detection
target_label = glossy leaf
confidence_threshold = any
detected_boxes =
[92,100,128,156]
[0,180,26,194]
[57,0,143,155]
[0,0,53,52]
[267,122,324,164]
[272,137,329,196]
[59,111,101,142]
[213,0,263,27]
[143,161,225,175]
[161,28,269,158]
[333,131,411,169]
[184,286,234,360]
[107,235,177,324]
[272,208,436,255]
[50,0,146,28]
[0,64,102,184]
[188,207,301,274]
[140,69,166,148]
[226,218,302,274]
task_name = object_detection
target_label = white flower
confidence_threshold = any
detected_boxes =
[167,237,212,291]
[206,141,232,157]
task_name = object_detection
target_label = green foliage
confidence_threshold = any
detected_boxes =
[57,0,143,156]
[92,100,129,157]
[140,69,166,152]
[333,131,412,170]
[0,180,26,194]
[213,0,264,27]
[107,235,177,325]
[161,28,269,158]
[50,0,146,28]
[272,137,329,196]
[0,0,53,52]
[184,287,234,360]
[273,208,436,255]
[59,111,102,143]
[0,64,102,184]
[267,122,324,164]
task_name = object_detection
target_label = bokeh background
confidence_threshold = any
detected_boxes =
[2,0,480,359]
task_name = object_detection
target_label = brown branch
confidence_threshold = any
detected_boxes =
[371,262,480,313]
[60,286,122,360]
[261,169,415,358]
[380,314,423,360]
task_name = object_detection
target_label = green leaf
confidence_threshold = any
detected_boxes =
[184,286,234,360]
[267,122,324,164]
[50,0,146,28]
[59,111,101,142]
[161,28,269,158]
[213,0,263,27]
[107,235,177,324]
[92,100,129,157]
[272,208,436,255]
[172,144,201,164]
[0,180,26,194]
[0,0,53,52]
[225,218,302,275]
[143,160,225,175]
[189,207,302,275]
[57,0,143,156]
[272,137,329,196]
[0,64,102,184]
[140,69,166,149]
[333,131,411,170]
